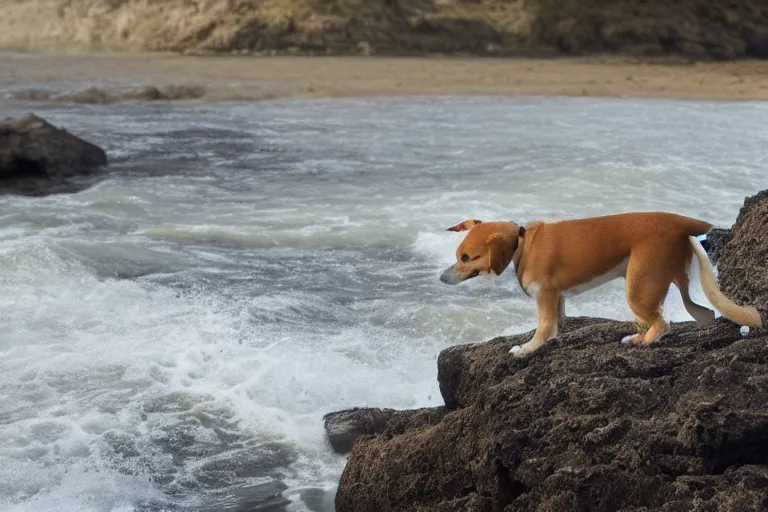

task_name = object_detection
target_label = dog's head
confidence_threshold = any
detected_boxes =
[440,219,524,285]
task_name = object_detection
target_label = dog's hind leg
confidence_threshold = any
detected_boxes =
[558,295,566,322]
[621,249,672,345]
[511,288,561,356]
[674,272,715,326]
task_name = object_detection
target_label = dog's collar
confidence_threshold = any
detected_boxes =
[508,222,526,237]
[511,226,526,267]
[511,232,527,295]
[509,223,527,291]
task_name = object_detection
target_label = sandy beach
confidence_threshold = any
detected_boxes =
[2,53,768,103]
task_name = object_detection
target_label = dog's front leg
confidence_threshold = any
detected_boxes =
[511,289,561,357]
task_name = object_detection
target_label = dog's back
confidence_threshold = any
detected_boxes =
[518,212,713,293]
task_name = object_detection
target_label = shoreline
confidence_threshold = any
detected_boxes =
[2,53,768,104]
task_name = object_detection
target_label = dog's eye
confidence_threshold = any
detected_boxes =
[461,254,470,262]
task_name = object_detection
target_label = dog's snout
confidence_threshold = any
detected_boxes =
[439,264,462,285]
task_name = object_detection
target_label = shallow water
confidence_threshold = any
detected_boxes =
[1,95,766,511]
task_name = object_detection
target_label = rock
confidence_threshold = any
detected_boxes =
[335,191,768,512]
[2,0,768,60]
[438,316,623,410]
[0,114,107,195]
[715,189,768,322]
[324,408,397,454]
[61,85,206,104]
[704,227,732,265]
[324,406,447,454]
[337,318,768,511]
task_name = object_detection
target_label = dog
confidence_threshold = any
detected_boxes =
[439,212,763,357]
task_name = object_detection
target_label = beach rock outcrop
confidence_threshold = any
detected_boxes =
[1,0,767,60]
[716,189,768,323]
[324,407,448,455]
[0,114,107,194]
[332,190,768,512]
[324,408,398,455]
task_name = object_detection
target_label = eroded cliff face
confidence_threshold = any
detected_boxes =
[332,190,768,512]
[1,0,767,59]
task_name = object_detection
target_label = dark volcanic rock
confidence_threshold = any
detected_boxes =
[717,189,768,323]
[324,406,447,455]
[335,191,768,512]
[337,318,768,512]
[0,114,108,195]
[324,408,397,454]
[703,227,732,265]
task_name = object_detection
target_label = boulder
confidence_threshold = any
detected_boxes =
[716,189,768,323]
[324,408,397,455]
[334,190,768,512]
[0,114,108,194]
[324,407,447,455]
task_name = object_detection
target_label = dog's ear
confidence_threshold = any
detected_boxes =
[446,219,483,232]
[486,233,515,275]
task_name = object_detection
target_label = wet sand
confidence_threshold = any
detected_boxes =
[2,52,768,103]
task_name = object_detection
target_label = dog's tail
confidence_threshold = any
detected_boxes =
[688,236,763,328]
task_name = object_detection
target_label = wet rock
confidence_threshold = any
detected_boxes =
[0,114,107,195]
[197,443,296,481]
[299,487,337,512]
[8,84,207,104]
[63,84,206,104]
[323,407,397,454]
[324,406,447,454]
[197,480,291,511]
[335,190,768,512]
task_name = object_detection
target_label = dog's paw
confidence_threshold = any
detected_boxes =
[510,341,539,357]
[621,334,649,345]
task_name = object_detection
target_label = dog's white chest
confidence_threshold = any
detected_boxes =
[562,258,629,297]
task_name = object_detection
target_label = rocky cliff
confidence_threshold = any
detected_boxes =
[330,189,768,511]
[1,0,767,60]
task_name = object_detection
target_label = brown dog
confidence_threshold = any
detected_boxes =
[440,212,762,357]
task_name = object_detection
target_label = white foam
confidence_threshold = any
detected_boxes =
[0,240,450,510]
[412,230,465,265]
